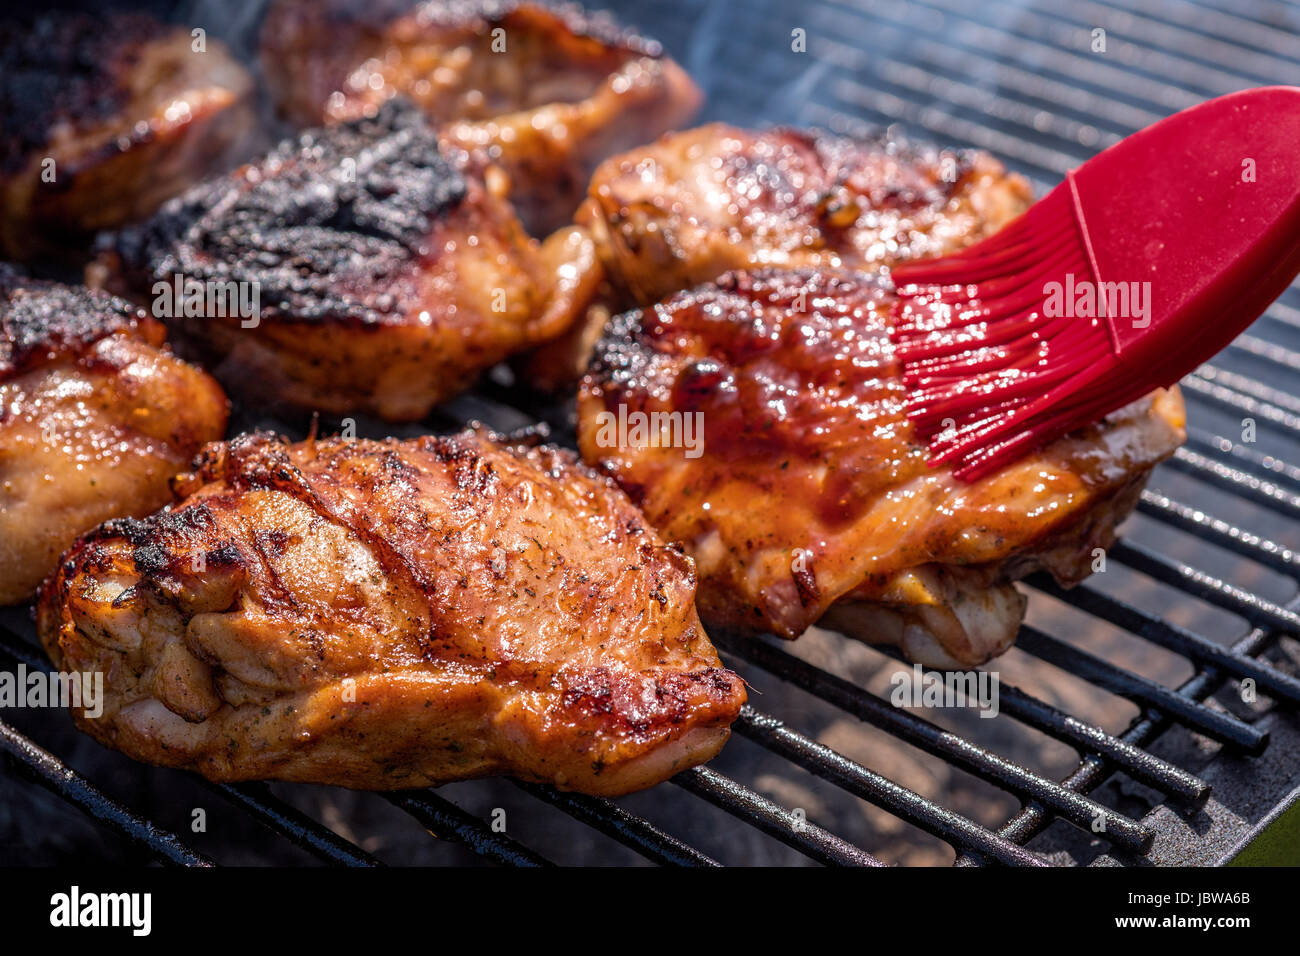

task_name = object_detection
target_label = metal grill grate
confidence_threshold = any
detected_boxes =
[1,0,1298,866]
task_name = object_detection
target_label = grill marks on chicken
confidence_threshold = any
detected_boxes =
[526,123,1033,391]
[98,99,596,420]
[0,268,228,605]
[260,0,701,234]
[578,270,1186,668]
[0,12,253,262]
[38,429,745,794]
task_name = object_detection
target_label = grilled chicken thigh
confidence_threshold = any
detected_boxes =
[582,124,1032,303]
[525,123,1032,389]
[260,0,701,234]
[38,429,745,794]
[0,268,228,606]
[0,12,253,262]
[578,270,1185,668]
[95,98,598,421]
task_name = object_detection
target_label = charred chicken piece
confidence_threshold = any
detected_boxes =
[578,270,1185,668]
[525,123,1033,390]
[0,267,228,606]
[96,98,597,421]
[38,429,745,795]
[260,0,701,235]
[0,12,254,263]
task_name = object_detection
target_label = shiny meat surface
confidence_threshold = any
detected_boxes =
[525,123,1032,391]
[96,98,597,420]
[260,0,701,234]
[0,268,228,605]
[38,429,745,794]
[577,270,1186,667]
[580,123,1033,305]
[0,12,253,262]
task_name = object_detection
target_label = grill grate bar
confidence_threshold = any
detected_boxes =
[1029,575,1300,706]
[870,57,1119,151]
[909,0,1275,105]
[0,623,386,867]
[961,607,1293,863]
[384,792,553,867]
[1015,626,1268,753]
[0,718,212,867]
[1226,333,1300,374]
[1198,364,1300,417]
[734,706,1049,865]
[671,766,886,866]
[1026,0,1300,79]
[992,683,1209,806]
[1180,370,1300,436]
[828,76,1071,181]
[1261,299,1300,333]
[1099,0,1300,57]
[716,634,1156,852]
[1184,428,1300,492]
[817,30,1164,129]
[816,30,1177,161]
[856,639,1216,806]
[215,783,383,867]
[1166,448,1300,520]
[512,781,720,866]
[829,0,1200,115]
[1135,490,1300,576]
[1111,540,1300,634]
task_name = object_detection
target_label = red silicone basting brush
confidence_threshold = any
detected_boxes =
[889,86,1300,482]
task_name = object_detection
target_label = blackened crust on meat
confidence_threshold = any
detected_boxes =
[0,265,150,381]
[107,98,469,327]
[102,506,220,577]
[0,13,170,177]
[559,666,743,739]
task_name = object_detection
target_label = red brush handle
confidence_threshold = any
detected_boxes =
[1073,86,1300,371]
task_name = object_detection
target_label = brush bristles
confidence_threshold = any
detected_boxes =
[889,185,1120,480]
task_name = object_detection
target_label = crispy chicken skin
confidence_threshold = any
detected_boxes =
[0,268,228,606]
[0,12,254,262]
[95,98,597,421]
[259,0,701,235]
[525,123,1032,390]
[577,270,1186,668]
[38,429,744,794]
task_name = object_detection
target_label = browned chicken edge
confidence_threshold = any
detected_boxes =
[0,267,229,606]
